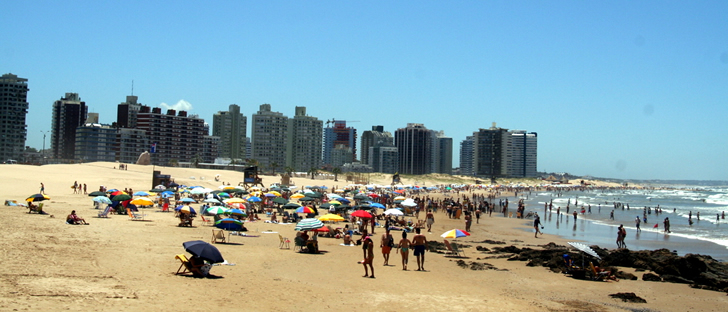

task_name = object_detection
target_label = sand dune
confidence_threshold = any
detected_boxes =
[0,162,725,311]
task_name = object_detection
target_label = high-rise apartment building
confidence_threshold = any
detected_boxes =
[74,123,117,162]
[0,73,29,162]
[251,104,288,169]
[472,123,538,178]
[51,93,88,160]
[360,126,393,166]
[323,120,357,167]
[330,144,354,169]
[212,104,247,160]
[369,146,399,174]
[395,123,432,175]
[116,95,142,128]
[459,136,474,176]
[430,130,453,174]
[505,130,538,177]
[136,106,206,166]
[286,107,322,171]
[202,135,221,163]
[116,128,149,164]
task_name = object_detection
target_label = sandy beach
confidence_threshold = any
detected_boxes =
[1,162,726,311]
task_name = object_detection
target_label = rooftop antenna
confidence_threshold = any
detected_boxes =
[131,80,134,95]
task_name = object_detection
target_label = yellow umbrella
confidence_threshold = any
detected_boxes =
[131,197,154,205]
[328,200,342,206]
[268,191,282,197]
[290,193,305,199]
[224,198,246,204]
[334,189,346,193]
[318,214,345,222]
[394,196,406,201]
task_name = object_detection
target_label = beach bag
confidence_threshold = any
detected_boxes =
[388,236,394,248]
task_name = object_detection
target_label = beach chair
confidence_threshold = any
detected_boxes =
[589,262,610,281]
[126,208,144,221]
[175,254,191,275]
[444,240,464,257]
[212,229,227,244]
[200,215,211,226]
[278,234,290,249]
[294,236,306,252]
[98,205,112,218]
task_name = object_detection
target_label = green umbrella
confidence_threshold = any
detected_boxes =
[307,192,322,198]
[272,197,288,204]
[295,218,325,231]
[88,191,106,197]
[283,202,302,209]
[299,197,315,202]
[112,194,132,201]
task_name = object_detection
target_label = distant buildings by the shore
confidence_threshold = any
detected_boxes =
[2,73,538,178]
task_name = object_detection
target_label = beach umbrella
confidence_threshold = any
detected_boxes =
[93,196,112,205]
[183,240,224,263]
[327,193,342,199]
[290,193,305,199]
[370,203,386,209]
[205,206,228,215]
[384,209,404,216]
[176,206,197,214]
[334,189,345,193]
[263,193,277,198]
[567,242,601,260]
[224,198,246,204]
[111,194,132,202]
[393,196,406,201]
[353,194,370,200]
[225,208,247,217]
[351,210,372,219]
[179,198,197,203]
[130,197,153,205]
[110,190,126,196]
[272,197,288,204]
[161,191,174,196]
[246,196,262,202]
[217,192,231,198]
[215,218,244,231]
[318,214,345,222]
[294,218,325,231]
[107,189,119,193]
[203,198,222,204]
[133,191,151,196]
[148,189,164,193]
[354,204,372,210]
[319,203,332,209]
[295,206,315,214]
[191,188,213,195]
[441,229,470,239]
[283,202,302,209]
[88,191,106,197]
[328,200,342,206]
[298,197,314,202]
[337,198,351,204]
[307,192,322,198]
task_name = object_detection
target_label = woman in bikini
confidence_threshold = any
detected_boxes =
[397,232,412,270]
[361,236,375,278]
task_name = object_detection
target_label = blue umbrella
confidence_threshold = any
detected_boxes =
[93,196,112,204]
[179,198,197,203]
[133,191,151,196]
[161,191,175,196]
[175,205,196,214]
[183,240,224,263]
[247,196,262,202]
[371,203,385,209]
[338,198,351,204]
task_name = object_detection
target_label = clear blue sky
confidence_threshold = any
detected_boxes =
[3,1,727,180]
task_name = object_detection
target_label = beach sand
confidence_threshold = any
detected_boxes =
[1,162,726,311]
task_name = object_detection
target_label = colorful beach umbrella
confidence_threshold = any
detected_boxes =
[176,206,196,214]
[205,206,228,215]
[295,206,315,214]
[225,208,247,217]
[130,197,154,205]
[440,229,470,239]
[351,210,372,219]
[215,218,244,231]
[224,198,246,204]
[294,218,325,231]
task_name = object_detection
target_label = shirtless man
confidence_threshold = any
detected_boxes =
[361,236,375,278]
[425,209,434,232]
[398,232,412,270]
[412,228,428,271]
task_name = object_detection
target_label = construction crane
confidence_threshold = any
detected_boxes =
[325,119,360,127]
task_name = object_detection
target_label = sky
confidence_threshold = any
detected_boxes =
[2,1,727,181]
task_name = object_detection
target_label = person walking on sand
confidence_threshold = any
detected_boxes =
[397,232,412,270]
[361,236,375,278]
[40,182,45,195]
[635,216,641,233]
[380,229,394,266]
[412,228,428,271]
[464,211,472,232]
[425,209,434,232]
[534,213,543,238]
[664,217,671,233]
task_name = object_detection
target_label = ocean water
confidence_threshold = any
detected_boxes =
[516,187,728,261]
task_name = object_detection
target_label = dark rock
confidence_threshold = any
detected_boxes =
[661,274,693,284]
[428,241,446,251]
[614,271,637,281]
[643,273,662,282]
[609,292,647,303]
[476,246,490,252]
[471,239,506,245]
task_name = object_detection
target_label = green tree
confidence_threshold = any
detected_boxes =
[284,166,294,177]
[332,167,342,182]
[269,162,279,175]
[308,167,319,180]
[168,159,179,167]
[246,158,259,168]
[191,154,203,168]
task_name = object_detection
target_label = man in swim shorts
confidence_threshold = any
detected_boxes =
[411,228,428,271]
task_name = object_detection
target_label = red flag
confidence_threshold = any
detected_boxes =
[653,224,659,228]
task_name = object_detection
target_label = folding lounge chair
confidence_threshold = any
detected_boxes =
[127,208,144,221]
[200,215,211,226]
[589,262,611,281]
[98,205,112,218]
[444,240,464,257]
[278,234,290,249]
[175,254,191,275]
[211,229,227,244]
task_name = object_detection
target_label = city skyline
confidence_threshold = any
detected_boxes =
[2,1,727,180]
